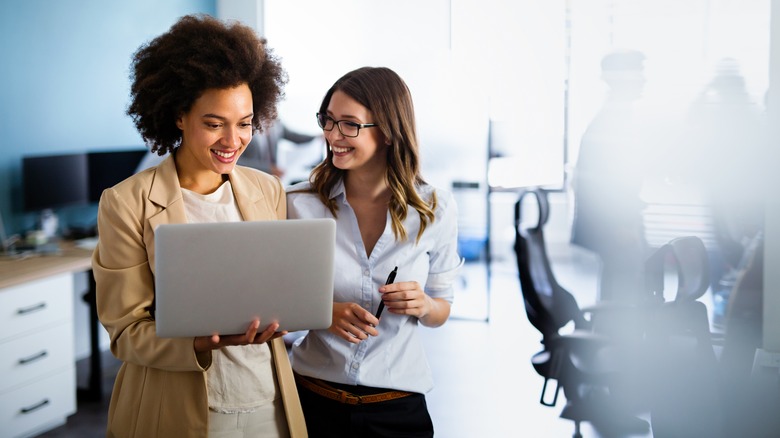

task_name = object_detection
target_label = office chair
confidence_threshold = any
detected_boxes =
[718,231,765,437]
[720,231,763,378]
[643,235,722,437]
[514,188,647,438]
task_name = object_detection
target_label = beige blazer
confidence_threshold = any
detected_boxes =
[92,155,307,437]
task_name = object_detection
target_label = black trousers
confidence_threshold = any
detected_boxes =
[297,381,434,438]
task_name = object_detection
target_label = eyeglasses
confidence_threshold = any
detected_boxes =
[316,113,377,138]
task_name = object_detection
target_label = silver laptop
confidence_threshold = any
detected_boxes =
[154,218,335,337]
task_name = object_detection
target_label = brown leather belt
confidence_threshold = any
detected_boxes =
[294,373,412,405]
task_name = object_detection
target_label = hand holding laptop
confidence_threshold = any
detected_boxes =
[193,319,287,353]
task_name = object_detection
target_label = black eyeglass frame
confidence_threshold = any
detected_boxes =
[316,113,378,138]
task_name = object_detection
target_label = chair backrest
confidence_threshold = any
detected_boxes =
[725,230,763,322]
[644,235,716,355]
[644,239,723,438]
[720,230,763,382]
[514,188,588,344]
[645,236,710,303]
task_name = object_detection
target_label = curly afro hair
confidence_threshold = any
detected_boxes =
[127,14,287,155]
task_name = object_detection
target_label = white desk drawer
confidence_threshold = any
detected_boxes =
[0,367,76,438]
[0,323,74,393]
[0,274,73,342]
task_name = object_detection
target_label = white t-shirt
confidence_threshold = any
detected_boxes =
[181,181,279,413]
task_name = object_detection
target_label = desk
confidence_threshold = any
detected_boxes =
[0,244,94,437]
[0,244,92,290]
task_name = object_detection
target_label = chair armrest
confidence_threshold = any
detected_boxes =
[549,330,612,348]
[581,302,640,315]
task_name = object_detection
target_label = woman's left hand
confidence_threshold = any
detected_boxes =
[378,281,451,327]
[378,281,431,318]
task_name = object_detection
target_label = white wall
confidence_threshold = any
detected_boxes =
[216,0,263,33]
[263,0,489,191]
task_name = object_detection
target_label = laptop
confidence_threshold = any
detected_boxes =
[154,218,335,337]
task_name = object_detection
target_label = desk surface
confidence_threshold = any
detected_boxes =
[0,243,93,290]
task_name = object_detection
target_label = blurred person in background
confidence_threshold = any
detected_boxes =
[571,49,651,304]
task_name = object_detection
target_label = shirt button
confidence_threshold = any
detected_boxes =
[364,269,370,276]
[352,363,359,370]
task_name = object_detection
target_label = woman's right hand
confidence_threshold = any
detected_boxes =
[329,302,379,344]
[193,319,286,353]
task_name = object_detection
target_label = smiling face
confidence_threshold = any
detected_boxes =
[325,90,387,175]
[175,84,254,193]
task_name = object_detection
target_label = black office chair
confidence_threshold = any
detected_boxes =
[514,188,647,438]
[720,231,763,379]
[643,235,723,437]
[718,231,766,437]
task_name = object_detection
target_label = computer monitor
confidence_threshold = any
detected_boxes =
[22,153,90,212]
[87,149,147,202]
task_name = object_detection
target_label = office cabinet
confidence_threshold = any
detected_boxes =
[0,273,76,438]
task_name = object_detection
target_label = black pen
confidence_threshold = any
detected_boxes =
[375,266,398,319]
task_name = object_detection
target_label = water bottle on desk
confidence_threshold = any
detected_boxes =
[40,209,59,239]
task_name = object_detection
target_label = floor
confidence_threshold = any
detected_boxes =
[34,249,770,437]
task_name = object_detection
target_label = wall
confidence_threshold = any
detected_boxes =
[217,0,263,34]
[263,0,488,193]
[0,1,216,360]
[0,0,216,236]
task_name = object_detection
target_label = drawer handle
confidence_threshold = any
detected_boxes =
[16,302,47,315]
[18,350,48,365]
[20,399,50,414]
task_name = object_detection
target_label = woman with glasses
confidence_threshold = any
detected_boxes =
[286,66,463,437]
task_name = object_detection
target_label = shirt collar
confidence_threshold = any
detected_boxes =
[329,178,347,203]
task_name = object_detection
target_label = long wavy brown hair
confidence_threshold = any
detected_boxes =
[303,67,436,243]
[126,14,287,155]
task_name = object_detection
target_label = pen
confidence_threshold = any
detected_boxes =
[375,266,397,319]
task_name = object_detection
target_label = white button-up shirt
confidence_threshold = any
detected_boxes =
[286,180,463,394]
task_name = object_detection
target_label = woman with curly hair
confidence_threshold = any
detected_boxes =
[92,14,305,437]
[287,67,463,437]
